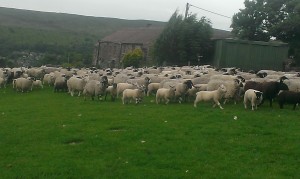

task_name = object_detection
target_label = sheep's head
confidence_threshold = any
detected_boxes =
[219,84,227,93]
[254,91,263,100]
[184,80,194,89]
[279,82,289,91]
[279,76,288,83]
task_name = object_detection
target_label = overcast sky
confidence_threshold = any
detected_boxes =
[1,0,245,30]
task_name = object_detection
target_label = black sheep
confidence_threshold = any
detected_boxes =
[278,91,300,110]
[244,76,289,107]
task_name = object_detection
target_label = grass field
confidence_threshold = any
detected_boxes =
[1,85,300,178]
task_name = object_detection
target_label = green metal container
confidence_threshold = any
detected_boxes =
[213,39,289,71]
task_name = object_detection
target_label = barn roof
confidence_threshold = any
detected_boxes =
[100,27,231,45]
[101,27,163,46]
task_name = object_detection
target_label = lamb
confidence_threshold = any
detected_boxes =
[122,86,146,104]
[194,84,227,109]
[32,80,44,89]
[243,89,263,110]
[244,76,289,107]
[156,86,176,104]
[147,83,160,96]
[278,91,300,110]
[116,83,137,98]
[105,83,117,101]
[186,84,208,101]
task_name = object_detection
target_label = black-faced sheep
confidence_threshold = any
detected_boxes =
[244,76,289,107]
[194,84,227,109]
[83,79,108,101]
[174,80,194,103]
[278,91,300,110]
[243,89,263,110]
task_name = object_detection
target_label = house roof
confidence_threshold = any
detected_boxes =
[100,27,231,45]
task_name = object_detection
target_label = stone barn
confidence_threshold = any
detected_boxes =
[93,27,231,68]
[93,27,164,68]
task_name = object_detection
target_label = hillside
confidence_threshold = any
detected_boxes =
[0,7,165,67]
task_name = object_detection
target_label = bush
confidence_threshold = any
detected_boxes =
[122,48,143,68]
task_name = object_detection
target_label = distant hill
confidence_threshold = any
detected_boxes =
[0,7,165,67]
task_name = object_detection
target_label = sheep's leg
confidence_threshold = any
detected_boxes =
[223,99,227,105]
[178,97,182,104]
[214,100,223,109]
[193,101,197,107]
[165,98,170,105]
[244,101,247,109]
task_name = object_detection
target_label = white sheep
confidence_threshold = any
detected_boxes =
[54,74,68,92]
[0,77,7,88]
[14,77,34,92]
[243,89,263,110]
[105,83,117,101]
[32,80,44,89]
[186,84,208,101]
[283,79,300,92]
[43,73,55,86]
[207,78,243,104]
[83,79,108,101]
[67,76,88,96]
[116,83,137,98]
[194,84,227,109]
[156,86,176,104]
[122,86,145,104]
[147,83,160,96]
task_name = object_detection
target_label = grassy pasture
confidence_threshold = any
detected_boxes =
[0,86,300,178]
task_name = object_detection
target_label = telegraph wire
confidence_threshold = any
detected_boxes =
[186,3,231,19]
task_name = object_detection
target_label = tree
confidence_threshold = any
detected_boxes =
[152,11,213,66]
[122,48,144,68]
[231,0,300,62]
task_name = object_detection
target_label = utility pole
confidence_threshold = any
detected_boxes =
[185,3,190,19]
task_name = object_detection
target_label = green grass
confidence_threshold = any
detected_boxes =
[0,86,300,178]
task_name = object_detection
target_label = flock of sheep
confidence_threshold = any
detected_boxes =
[1,65,300,110]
